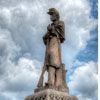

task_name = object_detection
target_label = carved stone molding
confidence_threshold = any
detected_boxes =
[25,89,78,100]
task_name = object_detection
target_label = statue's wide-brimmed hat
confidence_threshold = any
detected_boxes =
[47,8,59,15]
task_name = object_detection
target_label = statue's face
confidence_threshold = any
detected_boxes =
[50,13,56,21]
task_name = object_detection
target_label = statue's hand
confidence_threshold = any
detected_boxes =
[45,33,50,39]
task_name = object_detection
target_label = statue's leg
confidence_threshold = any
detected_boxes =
[55,68,63,87]
[48,67,55,86]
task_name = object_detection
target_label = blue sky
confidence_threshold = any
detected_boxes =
[0,0,98,100]
[77,0,98,62]
[68,0,98,98]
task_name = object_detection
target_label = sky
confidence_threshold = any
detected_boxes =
[0,0,98,100]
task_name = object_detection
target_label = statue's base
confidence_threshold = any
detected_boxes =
[34,85,69,93]
[25,89,78,100]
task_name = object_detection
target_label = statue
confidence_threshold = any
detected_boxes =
[25,8,79,100]
[36,8,68,92]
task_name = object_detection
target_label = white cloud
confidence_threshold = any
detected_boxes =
[0,57,42,100]
[0,57,42,92]
[68,61,98,100]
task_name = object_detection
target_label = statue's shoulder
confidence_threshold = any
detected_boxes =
[59,20,64,23]
[58,20,65,26]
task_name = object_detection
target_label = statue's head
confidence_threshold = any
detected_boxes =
[47,8,60,21]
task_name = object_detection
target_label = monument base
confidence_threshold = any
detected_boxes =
[25,89,78,100]
[34,85,69,93]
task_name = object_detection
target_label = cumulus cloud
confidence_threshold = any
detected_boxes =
[0,0,98,100]
[0,57,42,91]
[68,61,98,100]
[0,57,42,100]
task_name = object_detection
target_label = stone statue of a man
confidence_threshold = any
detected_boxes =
[25,8,79,100]
[43,8,65,87]
[37,8,68,91]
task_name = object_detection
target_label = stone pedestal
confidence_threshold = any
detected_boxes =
[25,89,78,100]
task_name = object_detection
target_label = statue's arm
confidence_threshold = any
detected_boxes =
[43,31,50,45]
[47,24,58,37]
[54,21,65,43]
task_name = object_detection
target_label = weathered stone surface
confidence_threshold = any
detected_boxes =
[37,8,66,89]
[34,85,69,93]
[25,89,78,100]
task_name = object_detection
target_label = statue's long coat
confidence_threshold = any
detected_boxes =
[43,20,65,69]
